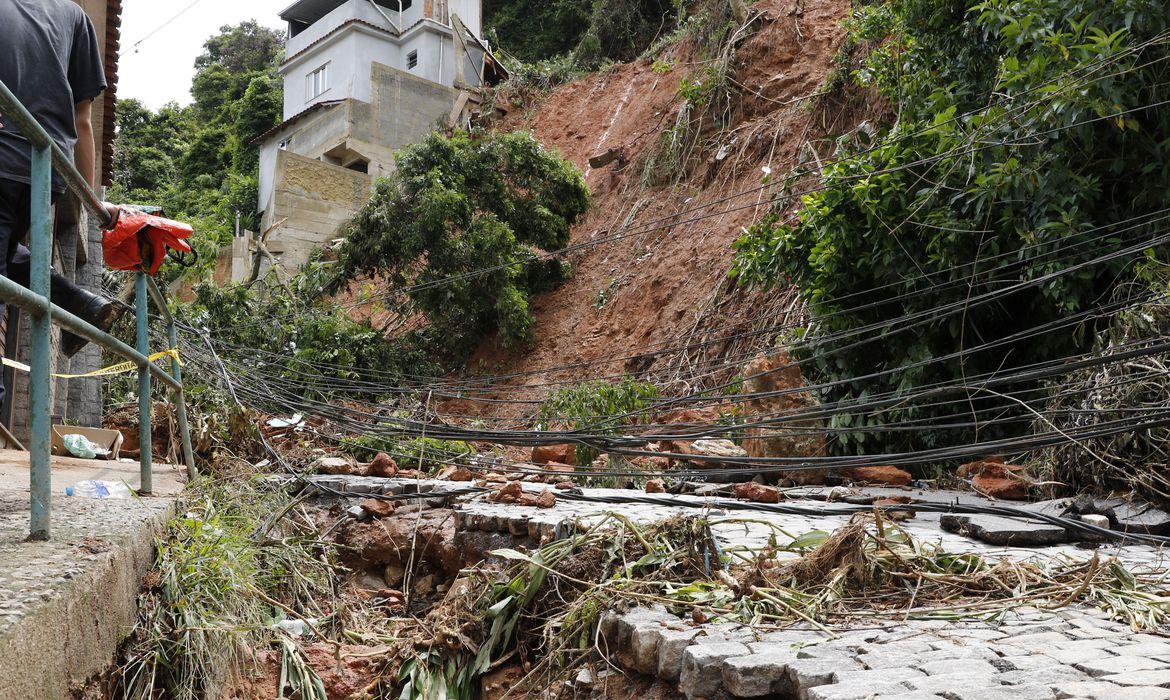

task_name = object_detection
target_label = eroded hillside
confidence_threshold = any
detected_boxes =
[456,0,876,414]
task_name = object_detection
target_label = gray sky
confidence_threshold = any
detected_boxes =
[118,0,290,110]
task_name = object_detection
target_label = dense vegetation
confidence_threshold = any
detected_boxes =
[733,0,1170,455]
[333,130,590,357]
[110,21,284,272]
[484,0,679,67]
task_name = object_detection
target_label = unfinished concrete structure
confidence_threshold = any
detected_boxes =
[257,0,500,270]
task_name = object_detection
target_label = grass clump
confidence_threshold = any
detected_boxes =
[112,470,336,700]
[537,378,661,465]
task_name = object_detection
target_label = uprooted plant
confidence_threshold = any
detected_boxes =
[364,510,1170,698]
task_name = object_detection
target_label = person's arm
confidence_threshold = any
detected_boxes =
[74,99,120,225]
[74,99,96,190]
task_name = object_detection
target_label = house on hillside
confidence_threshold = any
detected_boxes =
[1,0,122,441]
[254,0,504,272]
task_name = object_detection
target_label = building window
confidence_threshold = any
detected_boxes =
[306,63,329,101]
[407,50,418,70]
[400,0,412,9]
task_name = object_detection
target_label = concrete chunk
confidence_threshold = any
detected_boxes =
[941,513,1069,546]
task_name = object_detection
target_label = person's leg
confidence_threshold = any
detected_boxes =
[7,242,108,319]
[0,180,33,412]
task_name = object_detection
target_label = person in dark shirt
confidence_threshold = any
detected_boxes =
[0,0,123,409]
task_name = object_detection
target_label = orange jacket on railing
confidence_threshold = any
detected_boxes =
[102,209,194,276]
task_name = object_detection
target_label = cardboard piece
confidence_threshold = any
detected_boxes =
[51,425,123,461]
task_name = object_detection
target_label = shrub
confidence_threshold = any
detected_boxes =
[732,0,1170,455]
[538,378,661,465]
[334,130,589,357]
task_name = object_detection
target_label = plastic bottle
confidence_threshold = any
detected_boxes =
[65,480,133,499]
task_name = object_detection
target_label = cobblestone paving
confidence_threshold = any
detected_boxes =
[600,605,1170,699]
[301,475,1167,567]
[302,475,1170,699]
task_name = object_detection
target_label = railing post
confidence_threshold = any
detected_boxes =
[135,273,152,494]
[167,322,196,480]
[28,145,53,541]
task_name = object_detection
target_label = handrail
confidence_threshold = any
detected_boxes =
[0,79,195,540]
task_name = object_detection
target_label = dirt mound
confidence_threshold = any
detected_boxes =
[459,0,867,415]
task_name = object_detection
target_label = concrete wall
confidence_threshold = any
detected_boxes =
[449,0,481,37]
[262,62,458,269]
[285,0,398,58]
[265,150,373,269]
[259,102,350,218]
[283,30,362,118]
[363,61,458,149]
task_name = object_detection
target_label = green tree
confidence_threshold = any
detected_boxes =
[232,75,283,174]
[193,20,285,74]
[732,0,1170,456]
[335,130,590,355]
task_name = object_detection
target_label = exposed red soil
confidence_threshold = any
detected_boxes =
[446,0,873,418]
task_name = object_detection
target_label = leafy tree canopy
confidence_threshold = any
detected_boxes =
[334,130,590,356]
[110,21,285,276]
[732,0,1170,456]
[485,0,679,67]
[193,20,285,74]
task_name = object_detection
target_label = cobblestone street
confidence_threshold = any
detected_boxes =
[598,604,1170,700]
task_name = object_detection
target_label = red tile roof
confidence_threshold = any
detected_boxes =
[101,0,122,187]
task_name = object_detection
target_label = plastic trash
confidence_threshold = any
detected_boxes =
[62,433,110,459]
[274,618,318,637]
[66,480,133,499]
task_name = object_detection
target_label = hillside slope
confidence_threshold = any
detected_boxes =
[456,0,869,414]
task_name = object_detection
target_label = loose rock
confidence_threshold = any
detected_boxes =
[360,498,395,519]
[532,444,575,465]
[840,465,912,486]
[734,482,781,503]
[369,452,398,478]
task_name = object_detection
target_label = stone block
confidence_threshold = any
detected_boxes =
[722,652,793,697]
[629,624,664,674]
[998,666,1090,686]
[904,672,1004,694]
[656,627,702,681]
[787,657,858,691]
[942,684,1058,700]
[1104,670,1170,688]
[1075,657,1170,678]
[1052,681,1170,700]
[1117,644,1170,661]
[808,681,910,700]
[834,667,926,685]
[679,642,749,699]
[1000,655,1063,672]
[917,660,1001,677]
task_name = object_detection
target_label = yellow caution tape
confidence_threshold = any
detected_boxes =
[2,348,180,379]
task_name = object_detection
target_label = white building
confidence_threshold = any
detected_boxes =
[255,0,501,270]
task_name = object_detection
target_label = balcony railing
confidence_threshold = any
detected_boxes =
[0,80,195,540]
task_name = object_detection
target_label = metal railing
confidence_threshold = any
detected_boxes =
[0,80,195,540]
